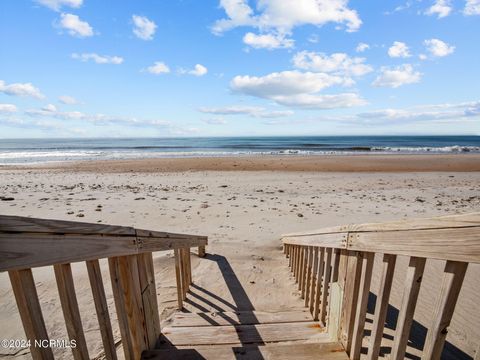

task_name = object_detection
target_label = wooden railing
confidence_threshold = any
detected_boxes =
[282,212,480,360]
[0,215,207,360]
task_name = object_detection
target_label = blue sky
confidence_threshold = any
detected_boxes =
[0,0,479,138]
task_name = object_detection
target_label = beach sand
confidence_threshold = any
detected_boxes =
[1,155,479,359]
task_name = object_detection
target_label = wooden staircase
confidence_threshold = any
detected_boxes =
[2,213,480,359]
[142,309,348,359]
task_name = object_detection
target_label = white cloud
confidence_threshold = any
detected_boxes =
[426,0,452,18]
[356,42,370,52]
[230,70,365,109]
[25,106,171,127]
[373,64,421,88]
[202,117,227,125]
[59,95,79,104]
[0,104,18,113]
[424,38,455,57]
[189,64,208,76]
[36,0,82,11]
[132,15,157,40]
[0,80,45,99]
[198,105,293,118]
[243,32,294,49]
[218,0,361,33]
[388,41,411,58]
[58,13,93,37]
[464,0,480,15]
[292,51,373,77]
[357,101,480,123]
[71,53,124,64]
[212,0,362,48]
[145,62,170,75]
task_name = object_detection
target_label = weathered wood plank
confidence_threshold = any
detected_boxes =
[137,253,161,349]
[366,254,397,360]
[86,260,118,360]
[390,256,426,360]
[339,251,363,354]
[282,212,480,237]
[349,227,480,263]
[0,215,135,235]
[282,233,348,248]
[0,233,137,271]
[8,269,54,360]
[422,261,468,360]
[142,342,349,360]
[109,256,148,360]
[0,232,208,271]
[168,310,313,327]
[54,263,89,360]
[136,236,208,252]
[350,252,374,360]
[159,321,328,346]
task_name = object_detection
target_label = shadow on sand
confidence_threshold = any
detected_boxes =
[155,253,266,359]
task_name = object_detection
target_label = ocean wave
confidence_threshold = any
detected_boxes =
[0,145,479,165]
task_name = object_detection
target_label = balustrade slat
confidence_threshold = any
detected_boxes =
[421,260,468,360]
[299,246,306,293]
[313,247,325,321]
[340,251,363,354]
[309,247,319,314]
[9,269,54,360]
[367,254,397,360]
[320,248,333,324]
[173,248,184,309]
[390,256,426,360]
[54,263,90,360]
[350,252,374,360]
[304,246,313,305]
[86,260,118,360]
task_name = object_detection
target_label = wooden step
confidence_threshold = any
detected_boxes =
[159,321,329,347]
[142,342,348,360]
[166,310,313,327]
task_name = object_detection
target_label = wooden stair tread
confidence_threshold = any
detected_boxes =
[158,320,328,347]
[167,309,313,327]
[142,342,348,359]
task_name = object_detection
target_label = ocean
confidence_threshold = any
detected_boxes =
[0,136,479,165]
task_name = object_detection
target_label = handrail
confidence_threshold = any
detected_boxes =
[282,212,479,360]
[282,212,480,264]
[0,215,207,271]
[1,215,207,360]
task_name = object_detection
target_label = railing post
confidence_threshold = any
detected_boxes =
[137,253,161,349]
[339,250,363,353]
[109,255,148,360]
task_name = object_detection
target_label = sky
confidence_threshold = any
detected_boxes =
[0,0,479,138]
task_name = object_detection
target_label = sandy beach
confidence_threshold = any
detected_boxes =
[1,155,480,359]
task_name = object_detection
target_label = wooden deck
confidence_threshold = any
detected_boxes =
[142,310,347,360]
